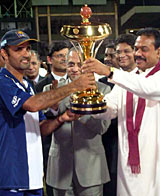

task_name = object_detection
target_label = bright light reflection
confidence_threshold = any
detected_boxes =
[98,26,104,34]
[87,26,93,36]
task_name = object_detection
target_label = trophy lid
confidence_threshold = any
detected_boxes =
[60,5,112,41]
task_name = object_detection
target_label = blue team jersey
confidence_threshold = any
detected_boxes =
[0,68,45,189]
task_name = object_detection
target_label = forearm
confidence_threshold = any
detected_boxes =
[23,82,76,112]
[110,68,160,101]
[40,115,64,136]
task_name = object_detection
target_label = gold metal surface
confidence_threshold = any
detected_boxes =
[71,106,107,112]
[60,5,112,114]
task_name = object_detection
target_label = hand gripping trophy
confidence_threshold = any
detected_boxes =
[61,5,112,114]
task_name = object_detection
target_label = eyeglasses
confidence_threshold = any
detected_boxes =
[52,54,66,59]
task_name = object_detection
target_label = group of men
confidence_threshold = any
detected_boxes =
[0,27,160,196]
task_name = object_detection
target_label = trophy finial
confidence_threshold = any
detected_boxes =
[80,4,92,25]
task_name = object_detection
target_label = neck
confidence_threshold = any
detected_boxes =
[122,64,137,72]
[27,74,38,81]
[52,70,66,77]
[6,66,24,83]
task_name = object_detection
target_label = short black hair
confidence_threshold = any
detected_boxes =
[136,27,160,49]
[48,41,70,57]
[115,34,137,49]
[104,39,115,50]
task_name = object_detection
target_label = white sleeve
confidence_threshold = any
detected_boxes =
[93,85,119,120]
[109,68,160,101]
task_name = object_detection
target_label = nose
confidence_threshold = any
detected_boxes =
[135,48,141,56]
[73,66,79,72]
[22,47,31,57]
[118,51,125,58]
[105,55,111,61]
[29,62,34,70]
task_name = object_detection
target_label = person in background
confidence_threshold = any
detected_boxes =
[99,40,119,88]
[99,40,118,196]
[82,27,160,196]
[0,29,96,196]
[36,41,70,92]
[43,47,111,196]
[24,50,45,86]
[35,40,70,196]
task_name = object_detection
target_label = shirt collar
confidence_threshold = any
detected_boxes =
[51,72,67,82]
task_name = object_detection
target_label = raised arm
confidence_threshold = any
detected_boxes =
[23,73,96,112]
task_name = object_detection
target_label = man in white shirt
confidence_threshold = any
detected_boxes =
[82,27,160,196]
[101,34,137,196]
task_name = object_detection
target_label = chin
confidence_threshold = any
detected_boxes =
[137,64,145,71]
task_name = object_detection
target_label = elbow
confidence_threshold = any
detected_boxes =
[23,103,40,112]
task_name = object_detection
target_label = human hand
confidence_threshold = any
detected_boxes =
[71,72,96,92]
[82,57,111,76]
[59,110,81,122]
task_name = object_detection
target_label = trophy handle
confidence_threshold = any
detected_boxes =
[92,39,104,58]
[70,39,104,61]
[70,40,85,64]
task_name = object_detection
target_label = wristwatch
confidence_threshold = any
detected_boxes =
[108,67,114,79]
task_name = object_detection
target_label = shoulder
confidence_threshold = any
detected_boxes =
[36,74,54,92]
[39,75,45,81]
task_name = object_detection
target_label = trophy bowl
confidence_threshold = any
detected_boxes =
[60,5,112,114]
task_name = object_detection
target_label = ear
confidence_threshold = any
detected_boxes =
[47,56,52,64]
[1,49,8,61]
[156,47,160,59]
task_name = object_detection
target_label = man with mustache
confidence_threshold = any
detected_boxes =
[82,27,160,196]
[43,47,111,196]
[0,29,96,196]
[100,34,137,196]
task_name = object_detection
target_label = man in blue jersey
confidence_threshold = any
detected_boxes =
[0,29,96,196]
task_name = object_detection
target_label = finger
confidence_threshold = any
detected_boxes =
[52,80,58,89]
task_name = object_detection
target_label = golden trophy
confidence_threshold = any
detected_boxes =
[60,5,112,114]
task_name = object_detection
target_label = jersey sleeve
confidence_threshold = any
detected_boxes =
[0,76,32,116]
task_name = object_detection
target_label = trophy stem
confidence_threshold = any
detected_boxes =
[79,40,94,60]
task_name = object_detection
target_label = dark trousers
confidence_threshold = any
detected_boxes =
[0,189,43,196]
[102,118,118,196]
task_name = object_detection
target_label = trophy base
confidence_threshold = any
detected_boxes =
[70,102,107,114]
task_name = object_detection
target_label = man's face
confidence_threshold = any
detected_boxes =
[116,43,135,71]
[104,47,118,68]
[24,53,40,80]
[134,35,160,71]
[1,42,31,72]
[67,51,81,81]
[49,48,69,73]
